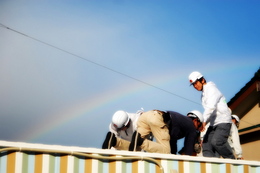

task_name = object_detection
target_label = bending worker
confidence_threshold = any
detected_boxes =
[129,110,203,155]
[175,110,203,156]
[102,109,143,150]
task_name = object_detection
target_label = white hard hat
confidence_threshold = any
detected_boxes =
[112,110,130,129]
[231,115,240,123]
[187,110,204,123]
[189,71,203,84]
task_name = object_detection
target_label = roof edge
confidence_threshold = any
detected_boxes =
[228,67,260,107]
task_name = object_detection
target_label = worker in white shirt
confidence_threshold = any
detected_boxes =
[229,115,243,160]
[102,109,143,150]
[189,71,235,159]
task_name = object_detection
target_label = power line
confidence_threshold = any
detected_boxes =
[0,23,200,105]
[1,23,257,128]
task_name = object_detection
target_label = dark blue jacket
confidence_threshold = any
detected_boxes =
[167,111,198,155]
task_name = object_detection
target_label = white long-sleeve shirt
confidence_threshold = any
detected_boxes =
[109,111,140,141]
[228,123,243,158]
[202,82,232,126]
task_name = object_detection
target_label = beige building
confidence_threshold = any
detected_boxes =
[228,68,260,161]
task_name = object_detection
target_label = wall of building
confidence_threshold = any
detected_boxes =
[241,140,260,162]
[239,104,260,130]
[238,103,260,161]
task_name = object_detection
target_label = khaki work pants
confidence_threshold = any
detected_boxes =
[115,137,141,151]
[137,110,170,154]
[114,138,130,150]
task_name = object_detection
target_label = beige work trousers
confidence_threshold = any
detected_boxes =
[137,110,170,154]
[115,137,141,151]
[114,138,130,150]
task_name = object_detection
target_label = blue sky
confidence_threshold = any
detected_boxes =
[0,0,259,152]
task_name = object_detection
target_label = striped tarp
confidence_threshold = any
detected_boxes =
[0,141,259,173]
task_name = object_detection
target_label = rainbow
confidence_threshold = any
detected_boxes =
[24,70,181,142]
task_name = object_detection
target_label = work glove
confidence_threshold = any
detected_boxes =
[194,143,201,153]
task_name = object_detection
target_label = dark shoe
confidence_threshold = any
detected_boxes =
[129,131,144,151]
[102,132,117,149]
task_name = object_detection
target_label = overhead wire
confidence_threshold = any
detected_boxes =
[0,22,200,105]
[0,23,258,132]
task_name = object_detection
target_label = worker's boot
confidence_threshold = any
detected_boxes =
[102,132,117,149]
[129,131,144,151]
